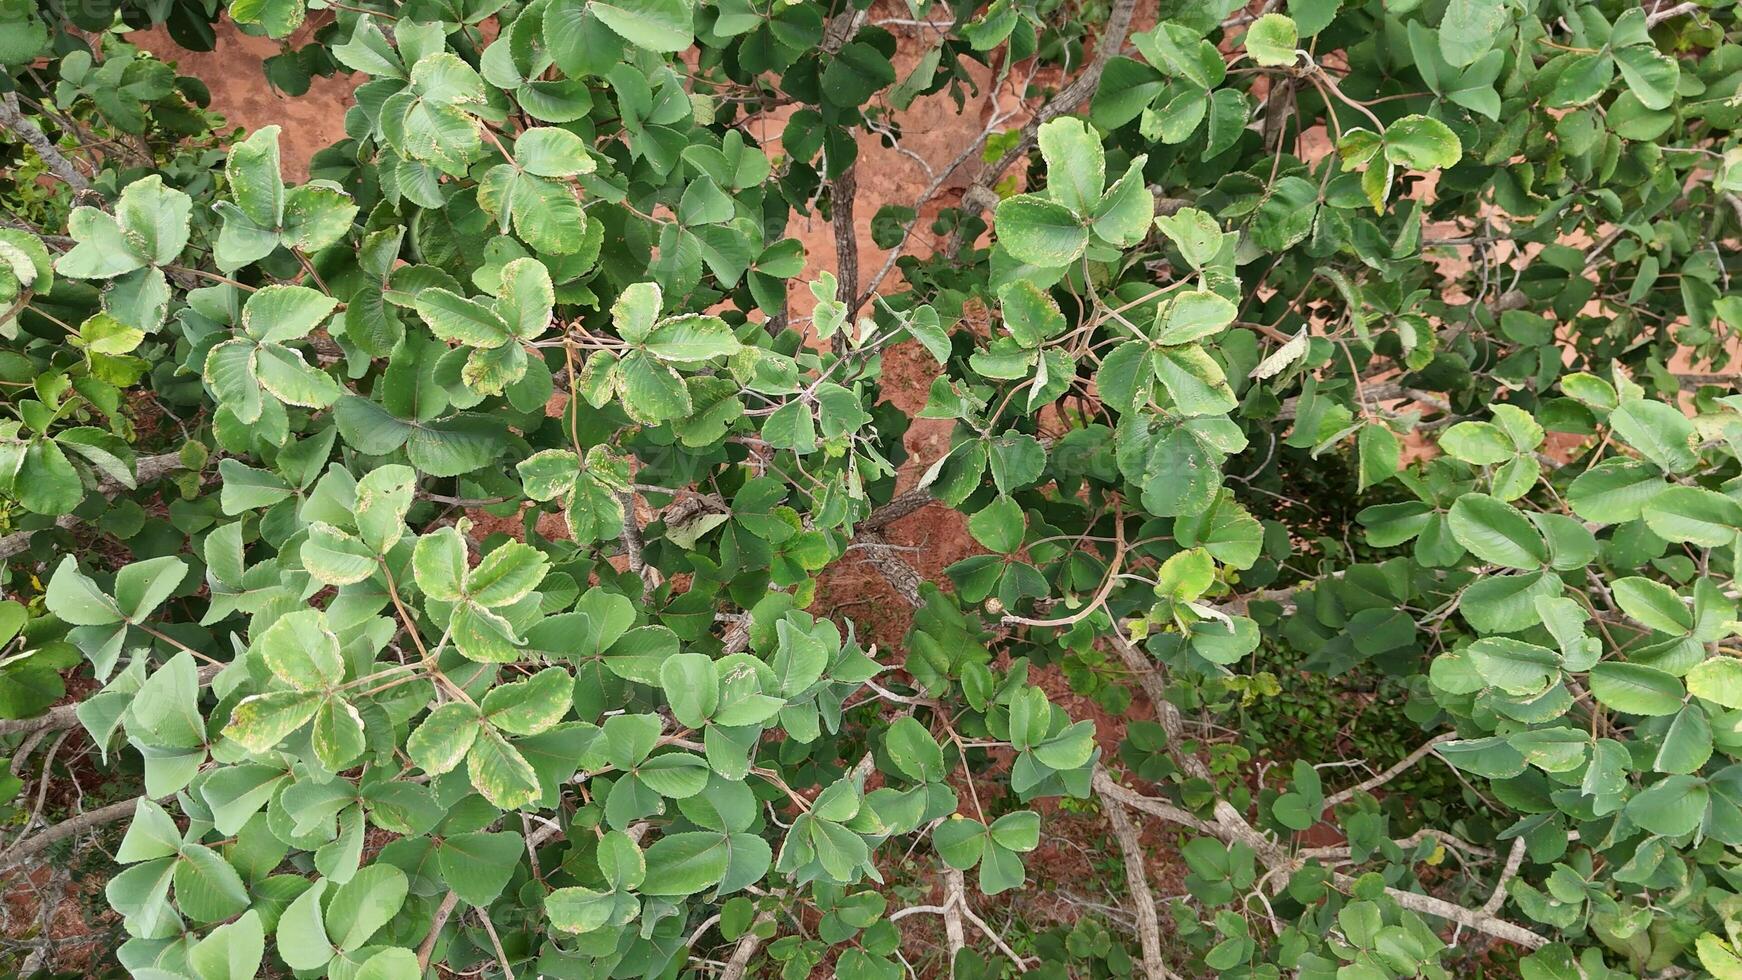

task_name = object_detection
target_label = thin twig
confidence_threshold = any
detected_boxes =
[1482,838,1528,916]
[417,891,461,970]
[1645,1,1699,26]
[1323,733,1457,807]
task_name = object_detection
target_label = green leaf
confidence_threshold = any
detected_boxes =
[408,702,482,774]
[1153,290,1237,345]
[223,690,321,752]
[355,949,421,980]
[355,464,416,554]
[885,715,945,782]
[45,557,122,626]
[253,344,340,408]
[1615,44,1678,111]
[1357,423,1400,491]
[994,194,1087,268]
[413,525,468,601]
[1468,637,1561,696]
[968,495,1025,553]
[1655,704,1713,775]
[1643,486,1742,547]
[1244,14,1298,67]
[481,666,572,735]
[1589,662,1685,716]
[415,288,512,347]
[113,174,193,267]
[514,127,596,177]
[1626,775,1707,836]
[276,879,333,970]
[1567,460,1665,523]
[641,832,729,895]
[933,818,986,869]
[1382,115,1462,170]
[662,652,719,727]
[116,798,183,863]
[822,42,896,108]
[616,350,693,423]
[1036,117,1105,215]
[1609,399,1697,473]
[644,315,741,363]
[1156,208,1226,268]
[467,727,541,808]
[175,844,250,923]
[57,207,147,280]
[761,399,817,452]
[1439,421,1515,465]
[1438,0,1507,67]
[190,909,265,980]
[242,285,338,343]
[1447,494,1546,569]
[468,540,549,607]
[325,864,408,951]
[493,258,555,339]
[1688,658,1742,709]
[1092,158,1155,247]
[591,0,694,52]
[1611,577,1693,635]
[1152,345,1236,416]
[438,831,526,906]
[256,609,344,690]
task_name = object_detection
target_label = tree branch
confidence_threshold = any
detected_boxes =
[1097,635,1545,949]
[1323,733,1456,808]
[417,891,461,970]
[830,163,859,356]
[854,528,922,607]
[1645,1,1699,26]
[617,491,655,599]
[0,93,90,192]
[1097,780,1178,980]
[1098,773,1548,950]
[0,796,142,872]
[860,487,936,533]
[419,820,564,970]
[1482,838,1528,916]
[720,910,776,980]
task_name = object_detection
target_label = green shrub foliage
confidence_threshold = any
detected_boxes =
[4,0,1742,976]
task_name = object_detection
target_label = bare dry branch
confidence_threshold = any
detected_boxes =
[1097,781,1179,980]
[720,910,776,980]
[0,796,142,873]
[1323,733,1457,808]
[1482,838,1528,916]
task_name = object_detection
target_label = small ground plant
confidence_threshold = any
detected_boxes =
[4,0,1742,977]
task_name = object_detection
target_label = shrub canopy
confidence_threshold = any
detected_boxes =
[4,0,1742,977]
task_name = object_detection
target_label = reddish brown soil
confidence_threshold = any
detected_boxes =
[136,17,356,182]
